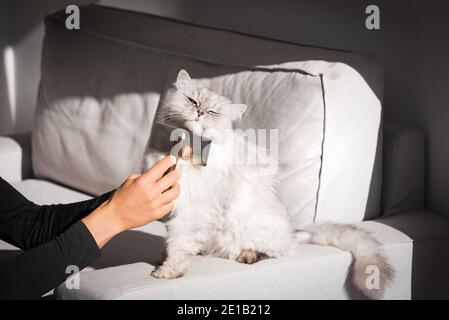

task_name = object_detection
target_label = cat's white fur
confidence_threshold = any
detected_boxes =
[143,69,394,299]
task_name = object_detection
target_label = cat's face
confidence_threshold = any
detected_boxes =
[160,69,247,136]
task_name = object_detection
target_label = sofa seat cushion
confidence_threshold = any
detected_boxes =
[55,219,412,300]
[10,179,92,205]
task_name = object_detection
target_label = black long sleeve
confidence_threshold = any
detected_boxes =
[0,177,113,299]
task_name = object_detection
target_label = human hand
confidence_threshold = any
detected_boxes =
[179,145,202,165]
[82,155,181,248]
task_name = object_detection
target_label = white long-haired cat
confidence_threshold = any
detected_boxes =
[143,69,394,299]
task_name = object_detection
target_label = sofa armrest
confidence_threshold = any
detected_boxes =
[382,122,425,216]
[0,136,23,182]
[0,132,33,182]
[9,132,33,179]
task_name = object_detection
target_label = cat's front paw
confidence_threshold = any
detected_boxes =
[236,249,269,264]
[151,265,185,279]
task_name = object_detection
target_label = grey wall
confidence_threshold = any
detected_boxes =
[414,2,449,216]
[0,0,448,215]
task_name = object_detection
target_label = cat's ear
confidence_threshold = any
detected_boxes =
[230,104,248,121]
[175,69,191,89]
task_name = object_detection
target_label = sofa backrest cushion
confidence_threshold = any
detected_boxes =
[32,5,384,225]
[32,22,168,195]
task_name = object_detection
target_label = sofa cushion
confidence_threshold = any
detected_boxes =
[0,137,22,183]
[31,21,169,195]
[55,219,412,300]
[377,211,449,299]
[35,5,383,224]
[10,179,91,205]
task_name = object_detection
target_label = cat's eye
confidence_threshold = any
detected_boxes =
[207,110,220,115]
[186,96,199,107]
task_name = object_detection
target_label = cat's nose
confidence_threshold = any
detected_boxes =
[197,110,205,117]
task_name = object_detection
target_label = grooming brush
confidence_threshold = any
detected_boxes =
[148,120,212,174]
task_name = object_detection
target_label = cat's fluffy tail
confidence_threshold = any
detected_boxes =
[296,223,395,300]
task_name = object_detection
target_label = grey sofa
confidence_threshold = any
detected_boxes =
[0,5,448,300]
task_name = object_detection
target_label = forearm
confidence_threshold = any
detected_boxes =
[0,221,100,300]
[0,175,113,250]
[0,197,125,300]
[29,191,114,246]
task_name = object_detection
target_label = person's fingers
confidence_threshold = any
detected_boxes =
[158,183,180,205]
[154,169,181,194]
[139,155,176,184]
[154,202,175,219]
